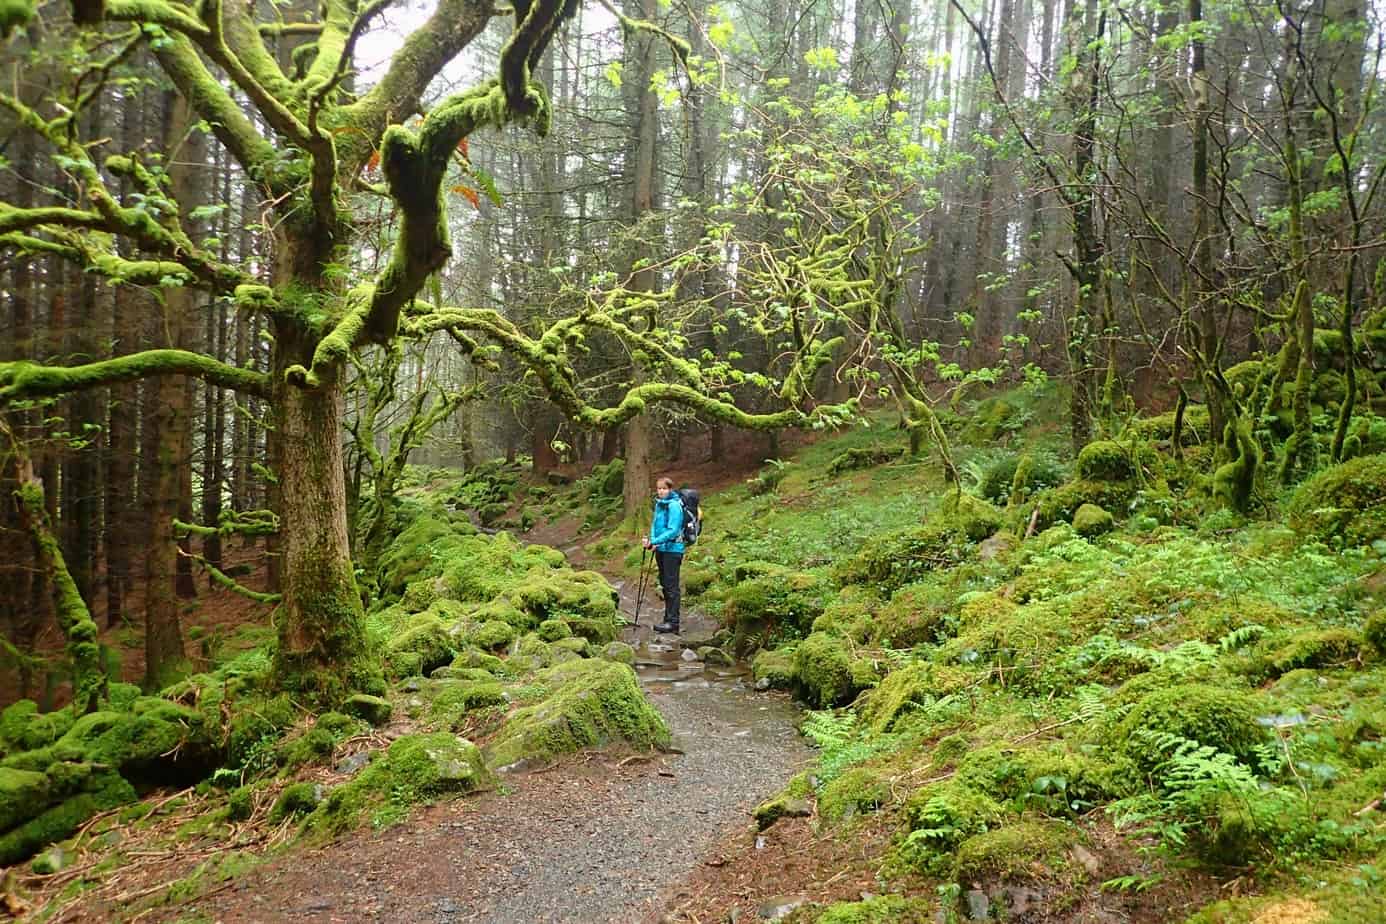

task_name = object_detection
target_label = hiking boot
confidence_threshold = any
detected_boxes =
[653,621,680,634]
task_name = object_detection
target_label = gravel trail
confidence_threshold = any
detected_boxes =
[189,584,809,924]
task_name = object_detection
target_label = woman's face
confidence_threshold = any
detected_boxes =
[656,483,672,499]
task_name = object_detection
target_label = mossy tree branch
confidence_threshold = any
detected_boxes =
[0,350,272,404]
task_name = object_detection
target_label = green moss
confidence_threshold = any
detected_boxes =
[0,701,73,756]
[482,659,669,770]
[270,781,322,823]
[0,769,135,866]
[683,565,715,597]
[859,662,975,734]
[1365,610,1386,656]
[752,648,795,690]
[0,767,51,830]
[723,568,833,646]
[451,647,508,675]
[817,766,889,826]
[1113,682,1266,768]
[872,582,950,648]
[2,703,219,784]
[1076,440,1139,482]
[1072,502,1115,538]
[470,620,517,652]
[1288,453,1386,547]
[537,618,572,641]
[427,681,507,730]
[792,632,863,708]
[812,896,933,924]
[939,491,1004,540]
[315,711,363,739]
[752,791,813,830]
[952,819,1078,885]
[954,743,1113,809]
[1251,628,1363,680]
[897,780,1004,876]
[225,785,255,822]
[385,613,455,678]
[342,693,393,726]
[1031,479,1136,532]
[826,445,897,476]
[303,732,491,835]
[600,641,635,665]
[277,727,336,770]
[834,522,974,594]
[1132,404,1212,445]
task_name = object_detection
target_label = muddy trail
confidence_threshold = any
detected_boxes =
[184,572,811,924]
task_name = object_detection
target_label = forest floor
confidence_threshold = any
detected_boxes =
[177,585,817,924]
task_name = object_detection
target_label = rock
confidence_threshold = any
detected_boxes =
[343,694,393,727]
[965,890,989,921]
[1073,503,1115,537]
[977,532,1014,561]
[602,641,636,665]
[752,796,812,831]
[335,752,371,776]
[681,648,700,662]
[400,677,423,693]
[758,896,808,920]
[698,646,735,667]
[754,677,772,691]
[31,845,71,875]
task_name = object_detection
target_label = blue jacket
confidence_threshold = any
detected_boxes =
[648,493,686,554]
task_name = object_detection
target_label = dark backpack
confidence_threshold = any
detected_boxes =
[677,488,702,545]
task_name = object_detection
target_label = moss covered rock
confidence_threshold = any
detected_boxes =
[483,659,669,770]
[817,766,889,826]
[1072,503,1115,538]
[722,567,833,647]
[385,614,455,678]
[1076,440,1139,482]
[1365,610,1386,657]
[342,694,393,726]
[270,781,323,823]
[1114,682,1266,768]
[276,727,336,770]
[871,582,950,648]
[304,733,491,835]
[0,767,51,831]
[428,681,508,730]
[834,523,975,593]
[792,633,863,708]
[898,781,1004,876]
[1251,628,1363,679]
[1288,453,1386,547]
[0,701,73,757]
[471,620,517,652]
[601,641,636,665]
[752,648,795,690]
[1031,479,1136,532]
[953,819,1078,886]
[537,618,572,642]
[859,663,974,734]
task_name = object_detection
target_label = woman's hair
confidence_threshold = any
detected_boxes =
[656,476,675,490]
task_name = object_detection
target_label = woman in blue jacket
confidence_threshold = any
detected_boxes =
[644,477,685,633]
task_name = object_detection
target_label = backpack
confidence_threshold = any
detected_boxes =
[677,488,702,545]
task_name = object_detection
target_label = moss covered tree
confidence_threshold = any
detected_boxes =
[0,0,846,701]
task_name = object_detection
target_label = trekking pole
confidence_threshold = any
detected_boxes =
[633,546,650,627]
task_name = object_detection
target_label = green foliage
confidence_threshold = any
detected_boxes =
[1076,439,1141,482]
[812,896,933,923]
[1288,453,1386,547]
[270,781,322,822]
[1113,683,1267,770]
[952,820,1078,884]
[826,446,897,476]
[1072,502,1115,537]
[897,781,1004,876]
[968,449,1066,505]
[791,632,867,708]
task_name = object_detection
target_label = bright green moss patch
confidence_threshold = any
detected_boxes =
[896,780,1004,876]
[270,781,322,823]
[1072,502,1114,537]
[792,632,861,708]
[0,767,51,830]
[752,647,795,690]
[427,680,507,730]
[1030,478,1136,532]
[1113,682,1266,768]
[858,662,975,735]
[1251,628,1364,680]
[1076,439,1140,481]
[276,727,335,770]
[834,523,975,594]
[952,819,1078,885]
[0,701,72,756]
[384,614,454,678]
[0,768,135,866]
[537,618,572,641]
[1288,452,1386,548]
[303,732,491,835]
[721,567,833,645]
[817,766,890,826]
[482,659,669,770]
[871,582,949,648]
[812,896,933,924]
[471,620,517,651]
[342,693,393,726]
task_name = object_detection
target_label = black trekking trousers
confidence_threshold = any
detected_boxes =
[655,550,683,626]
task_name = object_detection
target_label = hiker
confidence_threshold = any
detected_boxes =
[643,476,685,634]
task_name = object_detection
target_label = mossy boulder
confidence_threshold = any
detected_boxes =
[826,446,897,476]
[859,662,975,734]
[502,567,619,626]
[812,586,877,641]
[385,614,454,678]
[752,648,795,690]
[2,703,219,785]
[0,767,51,831]
[1288,453,1386,547]
[1365,611,1386,657]
[683,566,716,597]
[304,733,491,835]
[938,491,1004,540]
[1072,503,1115,538]
[482,659,669,770]
[722,567,833,647]
[818,766,889,826]
[537,618,572,641]
[276,727,336,770]
[342,694,393,727]
[871,582,950,649]
[1114,682,1266,768]
[601,641,635,665]
[953,820,1078,886]
[428,681,508,730]
[1132,404,1212,446]
[834,522,975,593]
[1031,479,1136,532]
[440,533,565,606]
[270,781,323,823]
[792,633,865,708]
[471,620,517,652]
[1076,440,1139,482]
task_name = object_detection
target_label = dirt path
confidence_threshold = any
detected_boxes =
[183,580,810,924]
